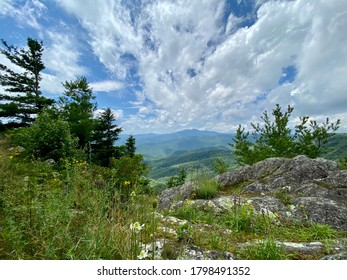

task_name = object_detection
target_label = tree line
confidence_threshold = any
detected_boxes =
[0,37,137,168]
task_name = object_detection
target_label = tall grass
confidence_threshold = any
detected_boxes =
[0,148,156,259]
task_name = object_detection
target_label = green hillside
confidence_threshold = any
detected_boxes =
[320,133,347,160]
[120,129,233,159]
[146,146,234,180]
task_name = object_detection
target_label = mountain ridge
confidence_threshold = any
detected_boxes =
[119,129,234,159]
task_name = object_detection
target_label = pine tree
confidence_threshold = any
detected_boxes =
[231,104,340,165]
[91,108,122,166]
[59,76,96,150]
[0,37,53,128]
[125,135,136,157]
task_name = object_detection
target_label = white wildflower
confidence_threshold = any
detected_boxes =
[130,222,145,233]
[137,250,149,260]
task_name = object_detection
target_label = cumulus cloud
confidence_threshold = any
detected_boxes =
[94,108,124,120]
[50,0,347,132]
[41,31,89,95]
[90,80,124,92]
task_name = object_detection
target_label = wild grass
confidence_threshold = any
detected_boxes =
[0,134,345,260]
[0,138,157,259]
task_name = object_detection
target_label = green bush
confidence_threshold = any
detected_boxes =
[12,112,81,162]
[308,224,337,240]
[194,178,219,199]
[237,238,286,260]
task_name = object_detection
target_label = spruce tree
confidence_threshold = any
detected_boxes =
[91,108,122,166]
[0,37,53,128]
[125,135,136,157]
[59,76,96,150]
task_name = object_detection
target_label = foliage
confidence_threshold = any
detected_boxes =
[166,168,187,188]
[58,76,96,150]
[110,155,150,201]
[212,157,229,174]
[231,104,340,165]
[12,112,81,162]
[0,143,156,260]
[194,178,219,199]
[91,108,122,167]
[0,37,53,128]
[237,238,286,260]
[308,224,337,240]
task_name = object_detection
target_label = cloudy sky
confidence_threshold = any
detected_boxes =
[0,0,346,134]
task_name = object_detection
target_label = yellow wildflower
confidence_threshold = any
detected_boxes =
[124,181,131,186]
[9,155,13,159]
[274,212,280,218]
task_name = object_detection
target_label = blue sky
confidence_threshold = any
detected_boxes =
[0,0,346,134]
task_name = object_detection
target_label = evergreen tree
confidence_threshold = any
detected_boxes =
[231,104,340,165]
[59,76,96,151]
[125,135,136,157]
[92,108,122,166]
[0,37,53,128]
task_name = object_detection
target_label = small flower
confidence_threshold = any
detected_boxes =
[9,155,13,159]
[274,212,280,218]
[130,222,145,233]
[300,205,305,209]
[137,250,149,260]
[124,181,131,186]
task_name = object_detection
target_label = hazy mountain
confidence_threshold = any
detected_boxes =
[119,129,234,159]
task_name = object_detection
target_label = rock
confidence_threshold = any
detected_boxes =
[179,245,236,260]
[278,241,324,253]
[157,181,197,210]
[142,239,237,260]
[156,154,347,257]
[215,157,287,187]
[265,155,337,191]
[291,197,347,230]
[321,252,347,260]
[318,170,347,188]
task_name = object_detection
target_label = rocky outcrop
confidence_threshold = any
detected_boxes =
[157,181,197,211]
[156,155,347,260]
[215,155,347,230]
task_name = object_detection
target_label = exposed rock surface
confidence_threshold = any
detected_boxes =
[156,155,347,260]
[158,156,347,230]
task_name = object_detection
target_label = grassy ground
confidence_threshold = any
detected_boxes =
[1,133,346,260]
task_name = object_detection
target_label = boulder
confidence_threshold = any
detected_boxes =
[158,155,347,230]
[157,181,197,210]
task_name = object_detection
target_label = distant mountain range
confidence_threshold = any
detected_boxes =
[118,129,347,183]
[119,129,234,159]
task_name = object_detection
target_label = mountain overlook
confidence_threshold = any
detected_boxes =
[119,129,233,159]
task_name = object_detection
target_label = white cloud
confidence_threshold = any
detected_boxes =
[41,31,88,95]
[90,80,123,92]
[55,0,347,133]
[0,0,46,29]
[94,108,123,120]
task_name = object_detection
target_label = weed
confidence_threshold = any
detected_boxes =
[194,178,220,199]
[237,238,286,260]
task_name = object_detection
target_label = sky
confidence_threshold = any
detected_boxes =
[0,0,346,134]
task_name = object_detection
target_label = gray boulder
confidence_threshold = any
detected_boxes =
[158,155,347,230]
